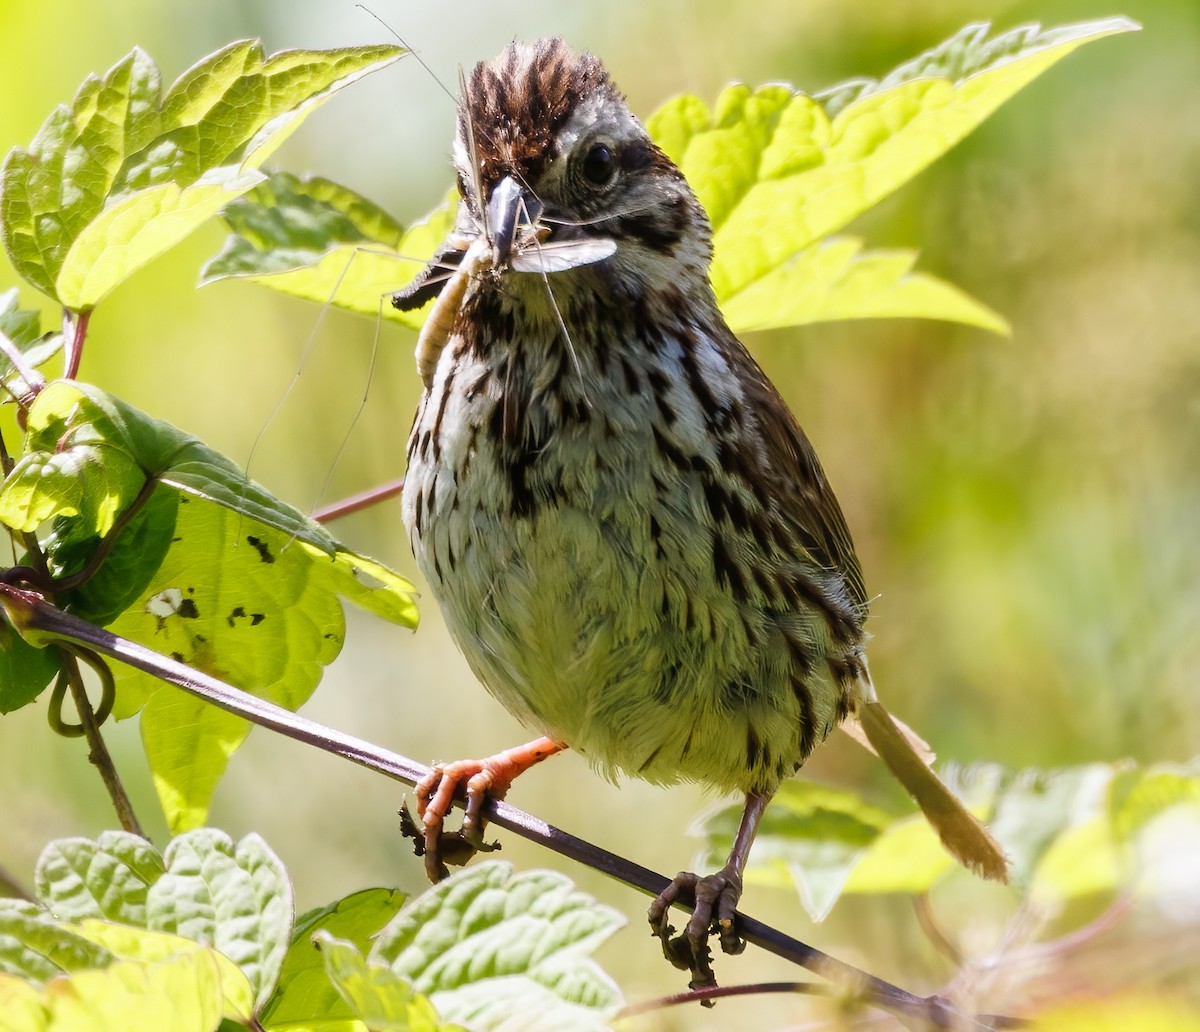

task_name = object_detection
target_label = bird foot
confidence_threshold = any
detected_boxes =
[399,738,564,882]
[398,757,509,882]
[647,866,745,999]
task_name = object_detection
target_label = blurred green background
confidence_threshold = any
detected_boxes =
[1,0,1196,1026]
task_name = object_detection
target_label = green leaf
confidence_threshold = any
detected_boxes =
[35,832,165,926]
[1,380,339,553]
[145,830,292,1009]
[696,781,891,921]
[721,237,1009,335]
[45,486,180,627]
[57,166,266,308]
[1,42,404,308]
[202,172,456,332]
[371,862,623,1030]
[72,922,255,1024]
[0,622,61,714]
[100,494,407,830]
[646,17,1138,331]
[261,887,406,1031]
[317,933,463,1032]
[0,289,61,403]
[0,900,115,983]
[0,381,416,829]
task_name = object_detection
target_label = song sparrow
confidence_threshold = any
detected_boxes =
[394,38,1007,988]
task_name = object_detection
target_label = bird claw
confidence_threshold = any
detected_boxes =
[399,758,506,882]
[398,801,499,882]
[647,867,745,1000]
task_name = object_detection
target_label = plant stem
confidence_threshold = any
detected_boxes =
[60,649,143,837]
[62,309,91,381]
[310,476,405,523]
[916,892,964,966]
[618,980,831,1018]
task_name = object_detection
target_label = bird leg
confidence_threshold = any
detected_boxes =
[648,790,771,993]
[401,736,565,882]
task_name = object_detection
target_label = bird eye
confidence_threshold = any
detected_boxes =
[581,142,617,186]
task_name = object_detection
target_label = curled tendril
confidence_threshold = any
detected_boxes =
[47,646,115,737]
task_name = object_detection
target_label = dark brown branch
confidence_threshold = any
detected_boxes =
[0,586,1025,1030]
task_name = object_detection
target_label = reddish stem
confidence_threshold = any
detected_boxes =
[311,476,405,523]
[62,308,91,381]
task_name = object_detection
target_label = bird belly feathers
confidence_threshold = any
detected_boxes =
[403,311,853,795]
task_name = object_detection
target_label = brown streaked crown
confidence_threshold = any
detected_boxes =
[460,38,615,193]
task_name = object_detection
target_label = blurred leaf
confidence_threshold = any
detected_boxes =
[0,900,114,983]
[1031,994,1200,1031]
[0,974,44,1032]
[202,172,456,331]
[262,887,407,1031]
[0,42,404,308]
[1030,816,1124,905]
[72,923,254,1023]
[0,290,61,403]
[814,18,1138,116]
[371,862,624,1031]
[721,237,1009,335]
[977,762,1116,888]
[647,17,1138,329]
[317,932,464,1032]
[146,830,291,1009]
[696,781,891,921]
[11,950,225,1032]
[842,815,958,896]
[1109,762,1200,841]
[35,832,165,926]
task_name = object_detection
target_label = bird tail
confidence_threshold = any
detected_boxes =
[855,700,1009,883]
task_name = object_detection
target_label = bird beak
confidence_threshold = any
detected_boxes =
[487,175,543,268]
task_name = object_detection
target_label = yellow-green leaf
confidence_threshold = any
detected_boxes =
[645,17,1138,331]
[1,42,404,308]
[202,172,455,332]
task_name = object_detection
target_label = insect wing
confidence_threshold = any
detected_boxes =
[510,238,617,274]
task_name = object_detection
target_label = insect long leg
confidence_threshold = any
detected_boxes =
[305,289,388,519]
[515,197,590,406]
